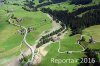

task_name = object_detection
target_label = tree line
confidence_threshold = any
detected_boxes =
[22,0,69,11]
[36,26,66,48]
[70,0,92,5]
[78,48,100,66]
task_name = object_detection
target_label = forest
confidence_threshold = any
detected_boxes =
[41,4,100,35]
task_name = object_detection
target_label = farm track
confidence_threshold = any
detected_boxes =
[4,14,62,66]
[4,13,86,66]
[5,18,36,66]
[2,13,89,66]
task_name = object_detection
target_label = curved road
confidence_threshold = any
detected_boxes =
[7,18,36,66]
[6,14,61,66]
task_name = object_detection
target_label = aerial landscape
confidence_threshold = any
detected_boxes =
[0,0,100,66]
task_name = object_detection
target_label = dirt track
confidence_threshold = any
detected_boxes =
[4,14,61,66]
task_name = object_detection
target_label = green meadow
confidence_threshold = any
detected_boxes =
[39,42,85,66]
[82,25,100,50]
[41,2,76,12]
[0,0,100,66]
[0,4,52,64]
[40,25,100,66]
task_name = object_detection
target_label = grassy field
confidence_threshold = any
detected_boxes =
[59,33,83,51]
[40,2,76,12]
[39,32,84,66]
[0,4,52,65]
[82,25,100,59]
[88,42,100,49]
[0,1,100,66]
[0,2,76,66]
[39,42,85,66]
[39,24,100,66]
[83,25,100,41]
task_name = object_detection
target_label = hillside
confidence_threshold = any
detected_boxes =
[0,0,100,66]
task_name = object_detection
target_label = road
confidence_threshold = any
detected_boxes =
[6,18,36,66]
[5,13,87,66]
[5,14,62,66]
